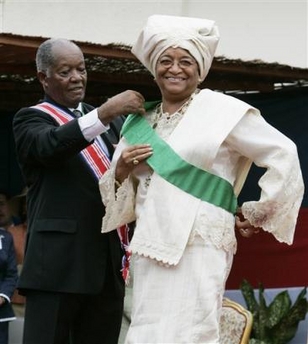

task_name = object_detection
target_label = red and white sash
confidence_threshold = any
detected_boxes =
[32,102,110,180]
[32,102,131,283]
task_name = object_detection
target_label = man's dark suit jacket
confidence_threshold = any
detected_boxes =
[12,98,125,297]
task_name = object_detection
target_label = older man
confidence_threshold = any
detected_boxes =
[13,38,145,344]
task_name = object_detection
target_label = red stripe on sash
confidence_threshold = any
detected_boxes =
[35,103,70,125]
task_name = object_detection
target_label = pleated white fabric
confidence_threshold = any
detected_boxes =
[125,236,233,344]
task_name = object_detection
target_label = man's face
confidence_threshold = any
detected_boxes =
[0,194,12,229]
[38,43,87,109]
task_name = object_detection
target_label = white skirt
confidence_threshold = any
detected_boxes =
[125,236,233,344]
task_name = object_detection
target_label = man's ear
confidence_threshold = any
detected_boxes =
[37,71,47,87]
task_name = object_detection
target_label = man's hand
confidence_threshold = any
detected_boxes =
[97,90,145,125]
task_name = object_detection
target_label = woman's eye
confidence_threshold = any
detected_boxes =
[179,60,194,67]
[160,59,172,66]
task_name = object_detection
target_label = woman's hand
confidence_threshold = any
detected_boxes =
[115,144,153,183]
[235,208,261,238]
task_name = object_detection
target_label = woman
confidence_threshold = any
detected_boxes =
[99,15,304,343]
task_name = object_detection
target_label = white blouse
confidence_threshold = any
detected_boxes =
[99,89,304,265]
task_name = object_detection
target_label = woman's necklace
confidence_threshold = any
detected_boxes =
[152,90,199,129]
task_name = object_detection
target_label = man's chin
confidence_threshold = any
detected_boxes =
[68,96,85,108]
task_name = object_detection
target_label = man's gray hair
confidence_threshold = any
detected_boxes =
[35,38,79,74]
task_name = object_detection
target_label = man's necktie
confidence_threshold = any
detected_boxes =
[73,109,83,118]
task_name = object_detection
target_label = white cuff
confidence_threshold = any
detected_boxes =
[78,108,110,142]
[0,294,10,303]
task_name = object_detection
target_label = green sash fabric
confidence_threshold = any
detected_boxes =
[121,105,237,214]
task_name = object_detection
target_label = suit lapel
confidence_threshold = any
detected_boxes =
[101,132,115,157]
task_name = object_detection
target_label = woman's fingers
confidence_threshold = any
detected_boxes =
[123,144,153,165]
[235,215,261,238]
[115,144,153,183]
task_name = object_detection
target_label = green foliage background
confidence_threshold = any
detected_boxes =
[240,280,308,344]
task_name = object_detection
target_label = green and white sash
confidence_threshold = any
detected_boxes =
[122,104,237,214]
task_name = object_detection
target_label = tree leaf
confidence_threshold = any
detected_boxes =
[258,284,269,340]
[240,279,259,314]
[267,291,291,328]
[240,280,261,338]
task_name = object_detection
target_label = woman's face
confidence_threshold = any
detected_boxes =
[155,47,200,100]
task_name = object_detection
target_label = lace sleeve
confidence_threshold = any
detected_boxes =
[99,166,137,233]
[230,111,304,244]
[241,148,304,244]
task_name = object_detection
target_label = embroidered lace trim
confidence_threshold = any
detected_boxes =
[241,154,304,244]
[188,205,237,254]
[99,167,136,232]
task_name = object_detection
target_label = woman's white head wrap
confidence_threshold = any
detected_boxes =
[131,14,220,82]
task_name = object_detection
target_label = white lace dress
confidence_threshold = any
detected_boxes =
[99,90,304,343]
[100,92,304,261]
